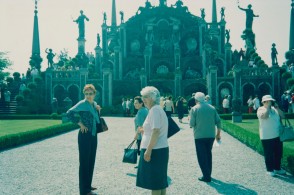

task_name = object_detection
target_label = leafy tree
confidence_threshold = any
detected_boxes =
[0,51,12,80]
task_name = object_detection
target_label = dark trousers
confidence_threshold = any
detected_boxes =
[261,137,283,172]
[195,138,215,179]
[78,132,98,195]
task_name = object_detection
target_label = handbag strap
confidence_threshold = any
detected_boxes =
[284,118,291,126]
[127,139,137,149]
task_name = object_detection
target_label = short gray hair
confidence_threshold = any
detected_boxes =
[140,86,160,105]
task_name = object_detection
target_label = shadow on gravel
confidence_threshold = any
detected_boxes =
[275,174,294,184]
[208,179,257,195]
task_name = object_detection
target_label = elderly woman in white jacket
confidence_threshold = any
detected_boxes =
[257,95,286,177]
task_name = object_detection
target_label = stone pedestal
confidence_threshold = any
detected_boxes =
[232,112,242,123]
[77,37,86,55]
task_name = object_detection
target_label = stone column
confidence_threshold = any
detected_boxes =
[174,67,182,98]
[144,46,152,78]
[102,67,113,106]
[271,66,281,99]
[207,65,218,106]
[102,24,108,56]
[233,65,242,100]
[120,23,127,58]
[45,68,53,106]
[224,43,232,76]
[79,68,88,100]
[94,46,102,78]
[140,68,147,89]
[114,46,120,80]
[174,45,180,69]
[77,37,86,55]
[199,22,206,55]
[220,20,226,54]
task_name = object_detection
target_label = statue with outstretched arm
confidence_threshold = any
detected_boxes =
[238,4,259,30]
[74,10,89,38]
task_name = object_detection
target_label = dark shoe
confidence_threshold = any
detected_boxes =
[134,166,138,169]
[91,186,97,190]
[87,191,97,195]
[198,177,211,182]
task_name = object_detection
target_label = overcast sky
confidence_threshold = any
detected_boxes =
[0,0,291,74]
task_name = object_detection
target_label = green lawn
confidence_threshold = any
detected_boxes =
[227,119,294,150]
[0,120,62,137]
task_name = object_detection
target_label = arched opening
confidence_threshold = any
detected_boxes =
[53,85,66,107]
[184,83,207,97]
[243,83,255,105]
[68,85,79,105]
[259,83,271,97]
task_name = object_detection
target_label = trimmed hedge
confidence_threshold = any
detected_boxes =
[0,123,78,151]
[222,120,294,175]
[0,114,62,120]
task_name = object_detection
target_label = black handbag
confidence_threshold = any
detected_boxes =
[122,140,138,164]
[167,117,180,138]
[96,117,108,134]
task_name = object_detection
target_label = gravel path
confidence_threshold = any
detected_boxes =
[0,117,293,194]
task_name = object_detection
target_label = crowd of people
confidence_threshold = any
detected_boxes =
[66,84,287,195]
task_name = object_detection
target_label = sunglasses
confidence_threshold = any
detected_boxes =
[84,93,94,96]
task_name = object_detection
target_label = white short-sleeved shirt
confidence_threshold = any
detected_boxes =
[257,106,280,140]
[141,105,168,149]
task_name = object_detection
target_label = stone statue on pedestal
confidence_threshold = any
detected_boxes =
[238,4,259,30]
[45,48,56,68]
[73,10,89,39]
[200,8,206,20]
[271,43,278,65]
[225,29,230,43]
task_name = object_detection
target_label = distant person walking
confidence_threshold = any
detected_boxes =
[222,95,230,113]
[253,95,260,112]
[136,86,169,194]
[122,98,127,116]
[66,84,101,195]
[164,96,174,117]
[189,92,221,182]
[257,95,286,177]
[247,96,254,114]
[176,96,186,123]
[133,96,148,160]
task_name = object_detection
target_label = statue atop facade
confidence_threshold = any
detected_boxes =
[225,29,230,43]
[172,0,189,13]
[220,7,225,20]
[271,43,278,65]
[119,11,124,23]
[97,33,101,47]
[137,0,153,15]
[73,10,89,39]
[103,12,107,24]
[200,8,205,20]
[238,4,259,30]
[45,48,56,68]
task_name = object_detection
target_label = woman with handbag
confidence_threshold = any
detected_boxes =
[66,84,101,195]
[257,95,286,177]
[133,96,148,158]
[136,86,169,195]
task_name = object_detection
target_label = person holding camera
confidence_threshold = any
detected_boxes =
[257,95,286,177]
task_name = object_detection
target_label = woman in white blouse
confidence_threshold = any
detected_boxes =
[136,86,169,195]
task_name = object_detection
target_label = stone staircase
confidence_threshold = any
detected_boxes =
[0,91,18,115]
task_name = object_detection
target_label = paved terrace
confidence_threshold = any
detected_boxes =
[0,117,293,194]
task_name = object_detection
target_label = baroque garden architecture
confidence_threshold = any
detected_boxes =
[44,0,282,109]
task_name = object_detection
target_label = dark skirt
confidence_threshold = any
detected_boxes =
[136,147,169,190]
